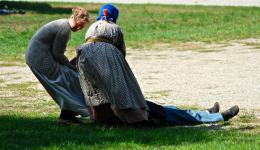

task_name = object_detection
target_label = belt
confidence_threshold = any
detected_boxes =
[86,37,114,46]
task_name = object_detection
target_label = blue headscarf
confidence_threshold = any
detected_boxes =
[96,4,119,23]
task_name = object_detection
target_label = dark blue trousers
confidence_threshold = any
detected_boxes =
[147,101,223,125]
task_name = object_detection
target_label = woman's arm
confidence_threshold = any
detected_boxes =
[116,28,126,57]
[52,26,71,66]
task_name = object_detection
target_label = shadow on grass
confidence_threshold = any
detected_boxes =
[0,1,98,14]
[0,114,219,149]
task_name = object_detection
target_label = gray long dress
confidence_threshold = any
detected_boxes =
[77,20,149,123]
[25,19,89,117]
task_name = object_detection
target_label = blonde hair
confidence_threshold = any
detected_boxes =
[71,7,90,23]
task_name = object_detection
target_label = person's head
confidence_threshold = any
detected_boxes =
[96,4,119,23]
[69,7,90,32]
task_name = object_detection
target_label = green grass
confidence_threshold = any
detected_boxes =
[242,41,260,49]
[145,90,171,99]
[0,66,259,150]
[0,113,260,150]
[1,2,260,149]
[1,1,260,59]
[238,111,257,123]
[5,82,40,97]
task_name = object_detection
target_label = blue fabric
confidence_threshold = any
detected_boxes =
[164,106,224,125]
[96,4,119,23]
[28,64,89,117]
[146,100,165,121]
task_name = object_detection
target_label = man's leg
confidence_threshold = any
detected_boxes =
[163,105,239,125]
[163,106,224,125]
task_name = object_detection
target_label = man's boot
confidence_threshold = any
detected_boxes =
[207,102,220,113]
[221,105,239,121]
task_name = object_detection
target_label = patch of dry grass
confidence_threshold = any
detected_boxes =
[0,55,25,66]
[145,90,172,99]
[0,80,56,115]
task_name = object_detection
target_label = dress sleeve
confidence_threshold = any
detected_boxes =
[116,28,126,57]
[52,25,70,66]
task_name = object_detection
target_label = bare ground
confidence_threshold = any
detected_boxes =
[1,39,260,119]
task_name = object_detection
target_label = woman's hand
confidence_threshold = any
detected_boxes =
[69,57,78,72]
[70,57,77,66]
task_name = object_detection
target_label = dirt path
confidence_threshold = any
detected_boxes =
[128,41,260,113]
[1,40,260,116]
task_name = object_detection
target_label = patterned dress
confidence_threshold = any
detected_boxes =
[25,19,89,117]
[77,20,149,123]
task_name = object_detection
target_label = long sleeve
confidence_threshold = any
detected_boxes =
[116,29,126,57]
[52,25,71,66]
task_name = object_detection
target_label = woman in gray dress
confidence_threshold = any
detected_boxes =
[26,7,90,125]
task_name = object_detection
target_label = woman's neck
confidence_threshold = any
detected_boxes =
[69,18,77,32]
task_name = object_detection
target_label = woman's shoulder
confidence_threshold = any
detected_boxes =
[50,18,68,24]
[90,20,121,29]
[44,19,69,28]
[86,20,123,39]
[46,19,71,34]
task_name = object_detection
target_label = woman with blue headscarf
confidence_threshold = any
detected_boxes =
[77,4,149,124]
[77,4,239,125]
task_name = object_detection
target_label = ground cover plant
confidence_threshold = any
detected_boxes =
[0,1,260,150]
[1,1,260,58]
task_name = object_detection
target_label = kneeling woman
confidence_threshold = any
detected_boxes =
[26,7,90,124]
[77,4,239,125]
